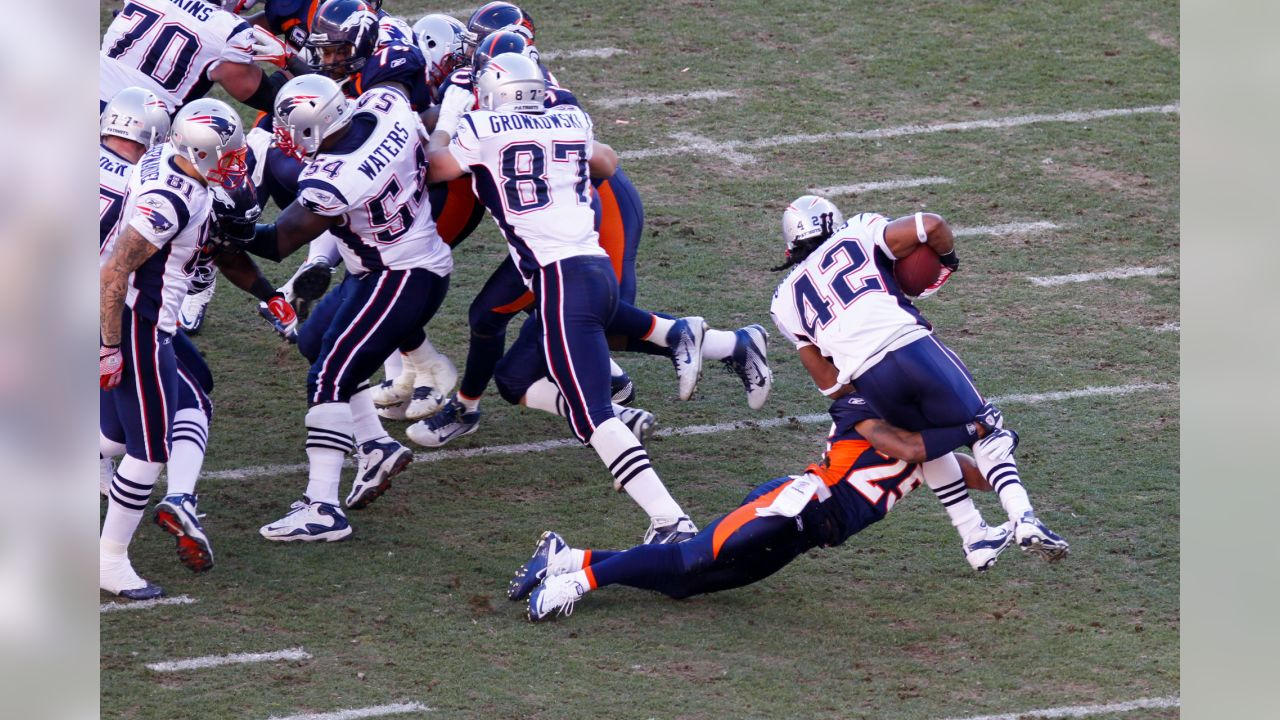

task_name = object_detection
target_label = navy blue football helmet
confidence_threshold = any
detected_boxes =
[305,0,380,80]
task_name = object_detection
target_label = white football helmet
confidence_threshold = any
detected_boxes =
[780,195,844,266]
[100,87,171,149]
[413,14,467,87]
[273,74,354,160]
[475,52,545,112]
[170,99,248,187]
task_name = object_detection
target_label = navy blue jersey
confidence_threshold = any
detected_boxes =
[264,0,311,49]
[349,43,433,112]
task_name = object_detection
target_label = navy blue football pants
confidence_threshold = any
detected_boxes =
[854,334,986,433]
[582,477,823,599]
[101,328,213,451]
[305,268,449,404]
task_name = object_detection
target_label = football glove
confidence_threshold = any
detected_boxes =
[259,292,299,343]
[974,428,1019,463]
[435,83,474,138]
[100,345,123,391]
[914,266,954,300]
[249,26,290,68]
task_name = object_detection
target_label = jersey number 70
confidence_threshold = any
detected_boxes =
[791,239,884,336]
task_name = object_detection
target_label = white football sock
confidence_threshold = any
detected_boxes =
[589,418,683,521]
[977,454,1034,522]
[382,352,405,383]
[643,316,677,347]
[166,408,208,496]
[304,402,354,506]
[102,455,163,549]
[99,432,126,459]
[350,387,390,445]
[523,378,568,417]
[921,454,985,540]
[701,328,738,360]
[457,392,481,412]
[608,358,625,377]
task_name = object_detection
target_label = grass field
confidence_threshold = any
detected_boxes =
[99,1,1180,718]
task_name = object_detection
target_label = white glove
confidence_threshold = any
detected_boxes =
[756,474,829,518]
[248,26,289,68]
[974,428,1019,463]
[435,84,474,138]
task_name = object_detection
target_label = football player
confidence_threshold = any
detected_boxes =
[305,0,432,111]
[240,74,453,540]
[515,393,1012,621]
[769,197,1070,563]
[99,99,249,598]
[100,0,291,115]
[426,54,698,544]
[100,90,301,581]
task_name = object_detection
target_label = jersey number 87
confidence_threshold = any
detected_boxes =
[499,142,589,214]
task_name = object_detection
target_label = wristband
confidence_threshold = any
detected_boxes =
[915,212,928,243]
[820,382,844,397]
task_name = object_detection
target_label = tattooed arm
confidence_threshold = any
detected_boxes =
[100,226,159,346]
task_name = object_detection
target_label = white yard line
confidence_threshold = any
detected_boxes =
[1029,266,1169,287]
[266,702,432,720]
[619,103,1179,164]
[146,647,311,673]
[595,89,738,109]
[100,595,196,614]
[202,383,1171,482]
[954,221,1061,237]
[540,47,628,60]
[939,695,1179,720]
[810,177,954,196]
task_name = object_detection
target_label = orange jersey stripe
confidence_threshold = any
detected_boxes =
[595,179,625,282]
[807,439,873,487]
[710,482,790,560]
[490,291,534,315]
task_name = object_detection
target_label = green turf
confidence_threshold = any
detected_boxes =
[100,1,1179,717]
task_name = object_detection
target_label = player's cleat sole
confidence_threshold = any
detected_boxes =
[1014,512,1070,563]
[611,374,636,406]
[153,495,214,573]
[346,440,413,510]
[508,530,570,602]
[290,260,334,321]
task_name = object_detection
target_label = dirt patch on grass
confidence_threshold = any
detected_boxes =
[1047,163,1164,201]
[1146,30,1177,50]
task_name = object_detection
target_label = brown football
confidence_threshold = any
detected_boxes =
[894,245,942,296]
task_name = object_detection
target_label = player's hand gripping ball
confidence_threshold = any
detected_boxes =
[893,245,943,297]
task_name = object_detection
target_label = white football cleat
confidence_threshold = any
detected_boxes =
[723,324,773,410]
[963,521,1015,571]
[1013,512,1070,562]
[100,553,163,600]
[643,515,698,544]
[404,351,458,420]
[371,378,408,408]
[346,438,413,509]
[508,530,575,601]
[178,275,216,334]
[259,499,352,542]
[527,573,588,622]
[617,406,656,444]
[667,316,706,401]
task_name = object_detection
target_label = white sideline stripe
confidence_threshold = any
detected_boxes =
[266,702,432,720]
[146,647,311,673]
[203,383,1170,482]
[540,47,628,60]
[1029,266,1169,287]
[618,103,1179,163]
[100,595,196,614]
[810,177,954,196]
[596,89,738,109]
[954,221,1061,237]
[940,695,1179,720]
[1155,321,1180,333]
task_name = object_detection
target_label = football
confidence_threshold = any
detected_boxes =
[894,244,943,296]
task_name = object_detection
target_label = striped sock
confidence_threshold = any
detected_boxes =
[304,402,355,506]
[921,454,984,540]
[986,460,1034,523]
[166,408,208,496]
[589,418,683,521]
[102,455,163,548]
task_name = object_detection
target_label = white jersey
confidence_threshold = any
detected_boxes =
[103,143,212,334]
[448,104,605,285]
[296,88,452,276]
[99,144,135,259]
[100,0,256,112]
[770,212,932,384]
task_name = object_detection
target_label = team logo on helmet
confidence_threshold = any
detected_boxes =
[186,114,238,143]
[276,94,320,117]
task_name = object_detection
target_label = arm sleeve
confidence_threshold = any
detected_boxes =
[127,190,188,248]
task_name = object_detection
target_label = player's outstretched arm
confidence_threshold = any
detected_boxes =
[798,345,853,399]
[100,227,160,347]
[588,142,617,179]
[882,212,955,260]
[212,249,277,303]
[209,61,288,113]
[242,201,334,262]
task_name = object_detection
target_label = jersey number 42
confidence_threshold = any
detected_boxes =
[791,240,884,336]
